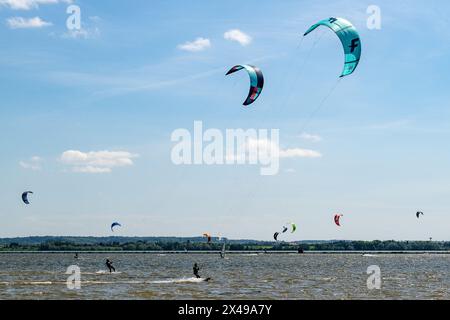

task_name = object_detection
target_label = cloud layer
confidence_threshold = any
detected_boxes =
[227,138,322,161]
[0,0,70,10]
[7,16,52,28]
[60,150,138,173]
[19,156,43,171]
[249,138,322,159]
[279,147,322,158]
[62,27,100,39]
[224,29,252,46]
[177,37,211,52]
[299,133,323,143]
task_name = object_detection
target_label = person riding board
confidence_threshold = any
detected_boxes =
[193,263,200,278]
[192,263,211,281]
[106,259,116,273]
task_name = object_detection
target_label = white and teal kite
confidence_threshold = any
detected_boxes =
[226,64,264,106]
[304,17,361,77]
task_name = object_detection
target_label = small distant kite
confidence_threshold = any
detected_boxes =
[334,214,343,227]
[416,211,424,219]
[275,222,296,241]
[203,233,212,243]
[226,64,264,106]
[21,191,33,205]
[303,17,361,77]
[111,222,122,232]
[288,222,297,233]
[282,222,297,233]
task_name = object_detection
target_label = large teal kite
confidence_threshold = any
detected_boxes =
[226,64,264,106]
[304,17,361,77]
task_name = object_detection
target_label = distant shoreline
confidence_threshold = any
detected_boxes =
[0,250,449,254]
[1,238,449,253]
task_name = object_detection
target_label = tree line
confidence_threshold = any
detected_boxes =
[1,240,449,252]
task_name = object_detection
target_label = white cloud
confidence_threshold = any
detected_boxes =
[279,148,322,158]
[224,29,252,46]
[19,156,43,171]
[299,133,322,143]
[62,27,100,39]
[60,13,101,40]
[248,138,321,159]
[227,138,322,161]
[72,166,112,174]
[0,0,71,10]
[7,16,52,29]
[60,150,138,174]
[177,37,211,52]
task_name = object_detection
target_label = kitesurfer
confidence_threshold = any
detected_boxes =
[106,259,115,273]
[193,263,200,278]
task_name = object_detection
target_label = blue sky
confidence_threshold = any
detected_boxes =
[0,0,449,240]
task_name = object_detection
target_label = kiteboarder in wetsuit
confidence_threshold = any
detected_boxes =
[106,259,115,273]
[193,263,200,278]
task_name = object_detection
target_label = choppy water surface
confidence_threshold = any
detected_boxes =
[0,253,448,299]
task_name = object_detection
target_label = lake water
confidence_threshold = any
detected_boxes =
[0,253,448,299]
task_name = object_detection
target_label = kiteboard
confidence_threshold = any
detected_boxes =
[95,270,122,275]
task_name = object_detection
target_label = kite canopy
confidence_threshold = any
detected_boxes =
[226,64,264,106]
[289,223,297,233]
[111,222,121,231]
[334,214,343,226]
[21,191,33,205]
[416,211,424,219]
[276,222,296,241]
[304,17,361,77]
[203,233,212,243]
[273,232,280,241]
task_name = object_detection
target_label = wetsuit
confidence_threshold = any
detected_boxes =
[193,264,200,278]
[106,259,116,273]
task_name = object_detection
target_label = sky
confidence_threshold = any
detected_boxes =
[0,0,449,240]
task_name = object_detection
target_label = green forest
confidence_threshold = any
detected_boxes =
[0,237,449,252]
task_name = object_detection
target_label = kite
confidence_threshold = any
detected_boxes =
[21,191,33,205]
[334,214,343,226]
[111,222,122,232]
[304,17,361,77]
[203,233,212,243]
[226,64,264,106]
[273,232,280,241]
